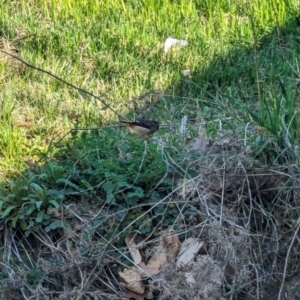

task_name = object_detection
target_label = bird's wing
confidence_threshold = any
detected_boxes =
[120,120,159,137]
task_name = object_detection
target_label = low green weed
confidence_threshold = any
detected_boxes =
[0,128,184,239]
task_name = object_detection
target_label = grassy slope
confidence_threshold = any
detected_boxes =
[1,0,300,298]
[0,0,298,175]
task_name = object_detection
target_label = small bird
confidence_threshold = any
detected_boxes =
[120,119,159,137]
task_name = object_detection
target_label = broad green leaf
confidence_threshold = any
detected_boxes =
[127,187,144,198]
[107,194,116,204]
[117,182,131,188]
[30,183,43,194]
[48,200,60,208]
[11,214,19,228]
[45,220,62,232]
[102,181,115,193]
[1,206,17,219]
[56,179,82,191]
[20,219,28,231]
[80,179,93,189]
[36,210,45,223]
[35,201,43,210]
[24,205,36,216]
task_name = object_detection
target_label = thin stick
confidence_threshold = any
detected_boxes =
[277,216,300,300]
[0,49,124,119]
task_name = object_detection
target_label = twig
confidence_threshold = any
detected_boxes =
[277,216,300,300]
[0,48,124,119]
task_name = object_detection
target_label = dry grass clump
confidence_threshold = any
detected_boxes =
[1,134,300,300]
[169,133,300,299]
[152,254,225,300]
[0,226,124,299]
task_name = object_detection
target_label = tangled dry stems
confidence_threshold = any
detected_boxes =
[171,134,300,299]
[1,135,300,300]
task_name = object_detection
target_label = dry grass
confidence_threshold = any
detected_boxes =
[1,133,300,300]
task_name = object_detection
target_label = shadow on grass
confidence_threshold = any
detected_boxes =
[1,16,300,300]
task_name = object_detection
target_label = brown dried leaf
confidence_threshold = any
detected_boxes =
[47,207,62,218]
[177,238,205,268]
[162,228,181,257]
[17,121,34,128]
[144,242,168,276]
[119,268,145,295]
[125,233,143,265]
[186,130,206,153]
[123,290,145,300]
[144,229,181,277]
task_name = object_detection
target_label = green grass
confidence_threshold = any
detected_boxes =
[0,0,298,175]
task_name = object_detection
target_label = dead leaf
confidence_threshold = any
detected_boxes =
[125,233,143,265]
[177,239,205,287]
[177,238,204,268]
[47,207,62,218]
[144,243,168,276]
[186,130,206,153]
[123,290,145,300]
[121,229,181,289]
[162,228,181,257]
[144,229,181,276]
[119,268,145,295]
[17,121,34,128]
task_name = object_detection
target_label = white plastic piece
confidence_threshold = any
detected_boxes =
[164,37,188,53]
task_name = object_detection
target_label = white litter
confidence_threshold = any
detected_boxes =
[164,37,188,53]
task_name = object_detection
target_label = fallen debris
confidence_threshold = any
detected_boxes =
[164,37,188,53]
[120,229,209,298]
